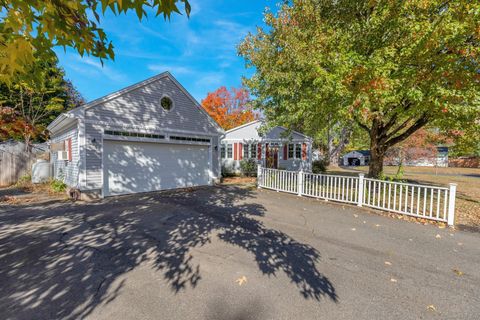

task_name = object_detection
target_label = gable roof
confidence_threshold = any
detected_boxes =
[224,120,262,134]
[225,120,311,140]
[48,72,223,133]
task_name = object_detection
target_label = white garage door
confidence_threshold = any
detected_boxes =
[103,140,210,196]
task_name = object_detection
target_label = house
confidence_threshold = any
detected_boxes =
[220,120,312,173]
[343,147,449,167]
[47,72,223,199]
[384,146,449,167]
[342,150,370,166]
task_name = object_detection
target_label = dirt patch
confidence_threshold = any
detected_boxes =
[0,184,67,206]
[221,176,256,185]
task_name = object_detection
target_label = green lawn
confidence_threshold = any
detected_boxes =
[328,166,480,230]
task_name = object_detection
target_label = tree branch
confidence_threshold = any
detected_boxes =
[385,115,429,148]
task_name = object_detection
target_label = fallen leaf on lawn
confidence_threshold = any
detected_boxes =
[427,305,436,312]
[384,261,392,266]
[409,238,413,241]
[435,234,441,239]
[363,221,366,224]
[390,278,397,283]
[235,276,247,286]
[351,228,356,231]
[452,269,464,276]
[375,224,381,227]
[458,242,463,246]
[353,214,358,218]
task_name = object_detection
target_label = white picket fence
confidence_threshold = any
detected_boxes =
[257,166,457,225]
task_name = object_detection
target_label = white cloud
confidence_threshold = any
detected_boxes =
[71,55,128,83]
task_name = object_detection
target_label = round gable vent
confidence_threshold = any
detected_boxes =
[160,95,173,111]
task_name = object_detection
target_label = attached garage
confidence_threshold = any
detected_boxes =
[103,140,211,196]
[47,72,223,199]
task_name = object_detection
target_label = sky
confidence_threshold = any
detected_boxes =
[54,0,276,103]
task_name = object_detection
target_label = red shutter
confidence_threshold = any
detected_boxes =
[68,138,72,161]
[283,144,288,160]
[257,144,262,160]
[239,143,243,160]
[302,143,307,160]
[234,143,238,160]
[265,143,269,160]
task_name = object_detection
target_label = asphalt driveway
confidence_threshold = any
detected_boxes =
[1,185,479,319]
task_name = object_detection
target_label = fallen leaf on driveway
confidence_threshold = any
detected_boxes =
[452,269,464,276]
[384,261,392,266]
[353,214,358,218]
[438,225,446,229]
[427,305,436,312]
[390,278,397,283]
[408,238,413,241]
[351,228,356,231]
[235,276,247,286]
[375,224,381,227]
[363,221,366,224]
[435,234,441,239]
[458,242,463,246]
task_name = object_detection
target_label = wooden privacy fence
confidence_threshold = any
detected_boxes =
[257,166,457,226]
[0,151,37,187]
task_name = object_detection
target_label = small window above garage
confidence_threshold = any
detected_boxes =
[170,135,210,143]
[104,130,165,140]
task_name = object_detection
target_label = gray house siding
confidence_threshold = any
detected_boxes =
[83,75,221,192]
[50,122,79,187]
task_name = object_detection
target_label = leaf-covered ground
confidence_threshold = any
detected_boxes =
[330,166,480,231]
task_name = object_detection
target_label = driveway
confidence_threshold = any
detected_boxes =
[1,185,479,319]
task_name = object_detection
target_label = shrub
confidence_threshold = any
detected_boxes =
[15,174,32,187]
[221,166,236,178]
[312,160,327,174]
[240,158,257,177]
[50,179,67,193]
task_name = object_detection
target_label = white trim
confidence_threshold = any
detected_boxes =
[222,138,307,143]
[103,135,210,146]
[78,116,87,189]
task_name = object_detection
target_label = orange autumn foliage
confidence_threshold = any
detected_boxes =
[201,86,257,130]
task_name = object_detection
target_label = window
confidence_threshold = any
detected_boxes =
[160,96,173,111]
[250,144,257,159]
[227,144,233,159]
[295,143,302,159]
[243,144,249,158]
[104,130,165,140]
[221,145,226,158]
[288,144,294,158]
[170,135,210,143]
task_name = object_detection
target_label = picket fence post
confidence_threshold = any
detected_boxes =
[447,183,457,226]
[297,170,304,196]
[257,164,262,189]
[357,173,365,207]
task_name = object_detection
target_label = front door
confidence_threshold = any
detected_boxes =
[266,143,279,169]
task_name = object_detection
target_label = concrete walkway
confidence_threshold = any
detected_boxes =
[0,185,479,319]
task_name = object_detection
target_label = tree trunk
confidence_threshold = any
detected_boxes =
[327,126,351,166]
[368,138,386,178]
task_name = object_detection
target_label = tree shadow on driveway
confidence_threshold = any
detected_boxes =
[0,185,336,319]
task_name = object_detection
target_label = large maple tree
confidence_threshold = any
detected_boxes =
[201,86,257,130]
[239,0,480,177]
